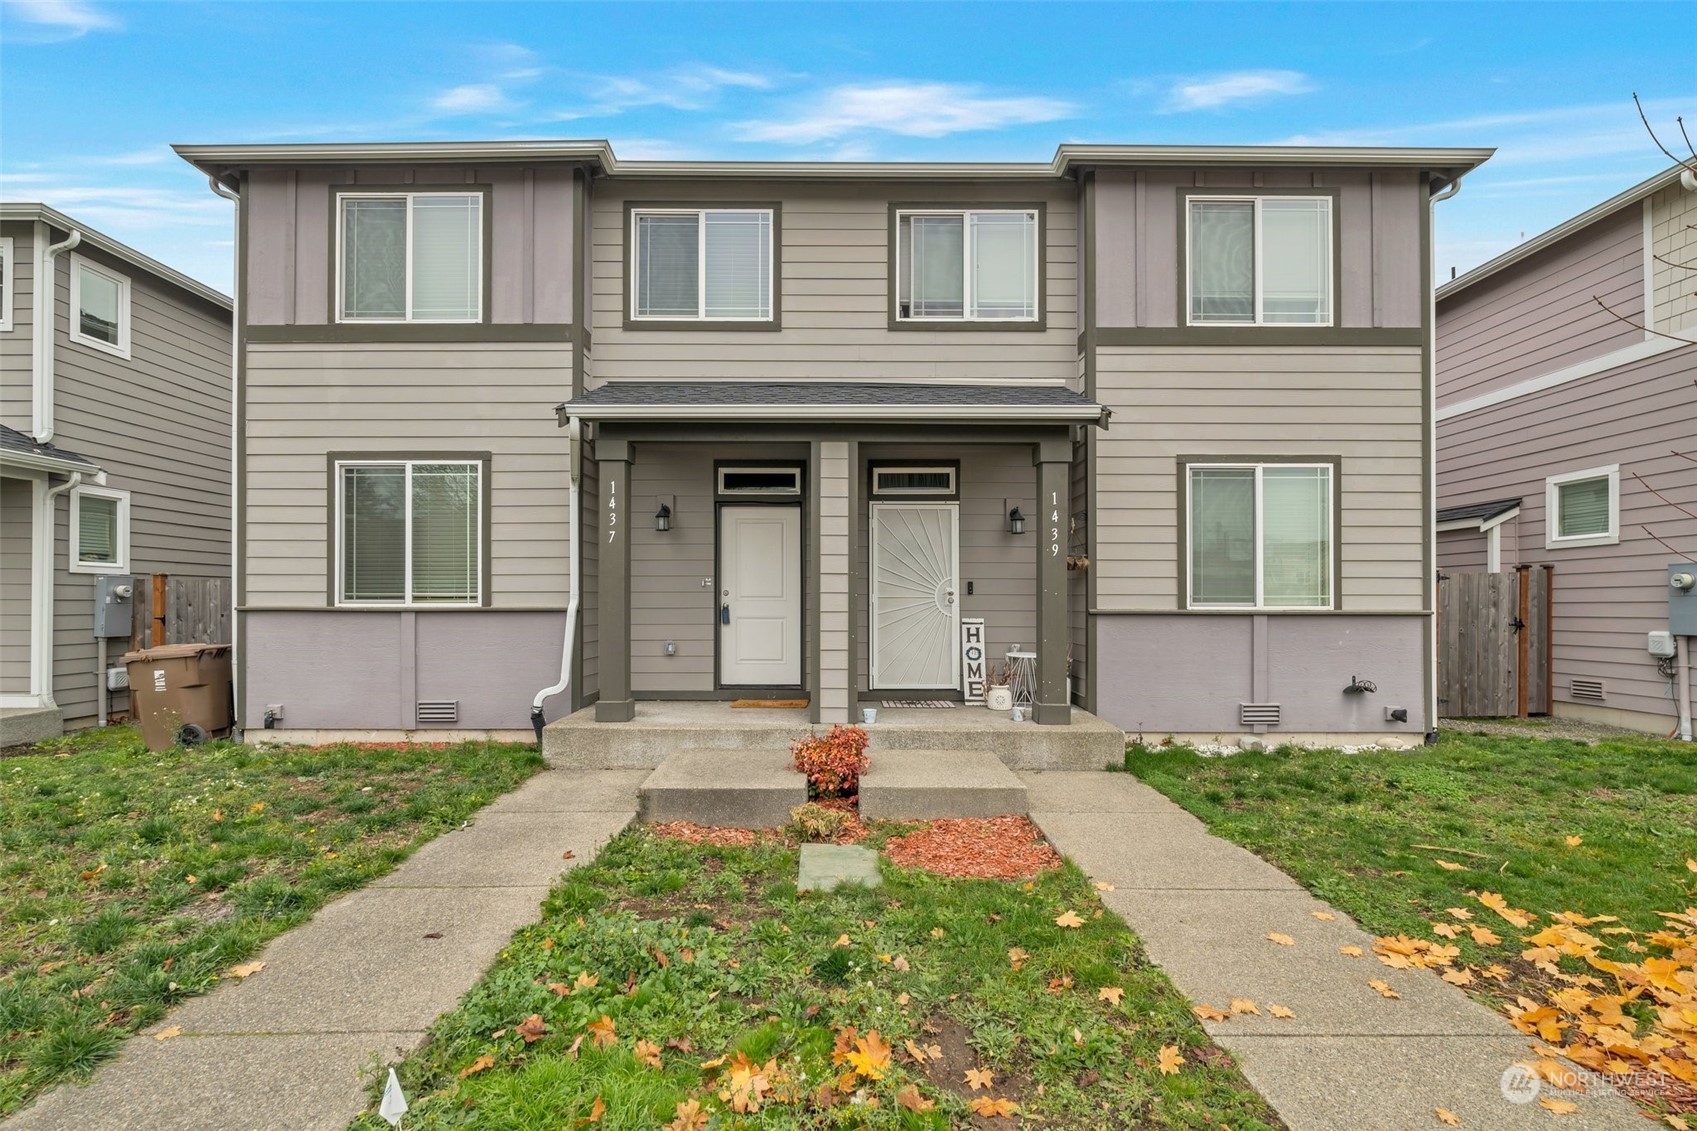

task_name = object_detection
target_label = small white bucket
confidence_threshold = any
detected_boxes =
[862,708,877,725]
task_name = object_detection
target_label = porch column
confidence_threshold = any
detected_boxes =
[594,437,635,722]
[816,440,852,725]
[1034,438,1071,725]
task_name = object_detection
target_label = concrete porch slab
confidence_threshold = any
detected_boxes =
[639,748,807,828]
[1,705,64,748]
[859,749,1027,819]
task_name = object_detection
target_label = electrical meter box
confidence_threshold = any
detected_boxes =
[93,575,135,638]
[1672,564,1697,636]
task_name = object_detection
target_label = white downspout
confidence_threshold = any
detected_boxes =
[1428,173,1465,739]
[531,416,583,743]
[206,175,241,729]
[32,224,82,444]
[35,472,83,707]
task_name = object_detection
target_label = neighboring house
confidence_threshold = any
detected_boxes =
[1436,165,1697,734]
[0,205,233,742]
[173,140,1488,744]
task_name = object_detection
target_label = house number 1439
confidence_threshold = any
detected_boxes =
[1050,490,1060,557]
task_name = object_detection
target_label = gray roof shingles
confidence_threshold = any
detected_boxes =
[0,424,99,469]
[1436,497,1521,525]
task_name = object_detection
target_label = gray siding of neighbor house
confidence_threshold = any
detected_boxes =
[1,477,31,695]
[1091,167,1425,329]
[1435,205,1644,407]
[588,179,1078,385]
[45,240,231,726]
[1437,347,1697,727]
[242,165,574,326]
[242,610,565,728]
[1,222,36,431]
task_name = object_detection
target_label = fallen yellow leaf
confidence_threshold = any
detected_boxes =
[665,1099,709,1131]
[1266,932,1295,946]
[833,934,851,948]
[1538,1096,1578,1115]
[634,1039,662,1068]
[1564,835,1583,847]
[1007,947,1029,970]
[1339,945,1364,957]
[1230,997,1260,1015]
[1157,1045,1184,1075]
[1446,907,1473,920]
[1368,979,1401,1000]
[1469,926,1502,945]
[1436,1107,1461,1125]
[964,1067,994,1091]
[1268,1004,1295,1019]
[460,1053,495,1078]
[1055,910,1085,929]
[895,1085,935,1113]
[228,962,264,979]
[578,1095,605,1125]
[970,1096,1019,1117]
[1098,986,1125,1005]
[1093,881,1115,892]
[1435,859,1464,871]
[930,927,945,938]
[153,1026,182,1041]
[1312,910,1336,921]
[1441,968,1475,986]
[1192,1003,1231,1022]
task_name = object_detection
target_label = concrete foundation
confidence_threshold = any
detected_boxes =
[0,706,64,748]
[859,749,1028,819]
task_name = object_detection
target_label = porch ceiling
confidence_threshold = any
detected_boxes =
[558,381,1107,426]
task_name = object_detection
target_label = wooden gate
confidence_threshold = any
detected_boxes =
[1437,565,1552,719]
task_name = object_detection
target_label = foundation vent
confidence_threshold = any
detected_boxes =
[1569,678,1606,702]
[1239,702,1282,729]
[416,700,459,726]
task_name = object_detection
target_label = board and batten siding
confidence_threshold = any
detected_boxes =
[1093,345,1426,611]
[1436,205,1645,408]
[588,179,1078,384]
[0,221,37,431]
[47,242,231,725]
[1437,344,1697,726]
[242,166,574,326]
[1091,167,1425,329]
[243,342,572,607]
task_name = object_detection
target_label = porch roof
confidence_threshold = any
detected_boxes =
[558,381,1108,426]
[1436,496,1521,529]
[0,425,101,475]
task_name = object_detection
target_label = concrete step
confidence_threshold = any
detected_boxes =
[638,749,807,829]
[864,710,1125,771]
[859,749,1028,820]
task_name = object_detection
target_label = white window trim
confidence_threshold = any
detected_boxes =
[68,253,132,358]
[334,459,483,607]
[0,236,14,333]
[68,484,130,574]
[629,207,775,322]
[1187,462,1335,610]
[895,208,1040,323]
[335,192,483,325]
[1544,464,1620,550]
[871,465,958,495]
[1185,195,1334,328]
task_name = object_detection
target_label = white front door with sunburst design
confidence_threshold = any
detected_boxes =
[870,502,961,689]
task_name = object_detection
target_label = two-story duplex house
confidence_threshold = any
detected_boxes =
[1436,165,1697,736]
[173,141,1488,753]
[0,205,232,742]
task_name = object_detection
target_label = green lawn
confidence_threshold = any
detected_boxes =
[0,726,543,1114]
[349,827,1285,1130]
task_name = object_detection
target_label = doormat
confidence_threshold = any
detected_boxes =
[731,698,810,709]
[880,700,960,709]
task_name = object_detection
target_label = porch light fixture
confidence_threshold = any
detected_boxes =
[1007,507,1025,535]
[654,502,672,532]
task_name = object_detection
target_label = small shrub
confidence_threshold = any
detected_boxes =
[788,803,849,842]
[789,725,870,798]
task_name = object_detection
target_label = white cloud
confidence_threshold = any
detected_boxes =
[431,83,509,115]
[554,64,781,119]
[90,147,171,166]
[1162,69,1315,112]
[2,0,118,38]
[734,82,1074,144]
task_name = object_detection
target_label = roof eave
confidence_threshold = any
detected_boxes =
[1053,144,1495,177]
[0,448,101,475]
[0,202,231,311]
[556,404,1108,426]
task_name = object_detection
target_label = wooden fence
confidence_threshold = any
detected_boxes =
[1437,565,1552,719]
[128,574,232,652]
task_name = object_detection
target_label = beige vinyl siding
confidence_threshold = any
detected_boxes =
[1,222,34,431]
[46,245,231,724]
[1,476,32,694]
[1094,345,1425,611]
[244,342,571,607]
[243,165,574,327]
[1438,345,1696,722]
[1650,181,1697,334]
[1436,206,1644,407]
[589,180,1078,384]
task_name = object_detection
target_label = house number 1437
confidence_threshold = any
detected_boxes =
[608,479,617,542]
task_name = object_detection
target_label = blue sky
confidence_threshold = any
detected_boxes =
[1,0,1688,293]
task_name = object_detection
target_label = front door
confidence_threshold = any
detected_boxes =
[870,502,960,689]
[719,505,802,686]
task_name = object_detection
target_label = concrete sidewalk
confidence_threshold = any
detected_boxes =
[1025,771,1645,1131]
[5,770,643,1131]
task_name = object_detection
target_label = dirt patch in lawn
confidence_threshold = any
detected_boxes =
[915,1014,1035,1124]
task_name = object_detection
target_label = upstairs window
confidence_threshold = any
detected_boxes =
[632,208,773,321]
[337,460,483,605]
[69,254,131,358]
[897,209,1038,321]
[338,193,482,323]
[1188,463,1333,609]
[1188,196,1332,326]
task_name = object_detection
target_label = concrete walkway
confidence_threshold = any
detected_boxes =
[1024,771,1645,1131]
[6,770,643,1131]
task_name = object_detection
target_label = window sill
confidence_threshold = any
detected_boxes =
[68,332,131,360]
[69,561,128,575]
[1183,605,1338,613]
[889,317,1047,333]
[1544,533,1619,551]
[621,318,781,333]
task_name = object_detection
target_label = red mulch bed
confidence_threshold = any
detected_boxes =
[883,816,1061,880]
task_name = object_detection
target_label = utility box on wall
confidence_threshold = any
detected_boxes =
[1672,564,1697,636]
[93,575,135,638]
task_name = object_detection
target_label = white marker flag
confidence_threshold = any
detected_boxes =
[378,1067,408,1126]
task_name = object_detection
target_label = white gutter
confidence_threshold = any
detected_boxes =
[0,448,99,476]
[33,472,83,706]
[32,224,81,443]
[531,416,582,740]
[206,174,242,729]
[1428,173,1466,738]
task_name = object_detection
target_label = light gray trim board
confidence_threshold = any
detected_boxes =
[1096,327,1425,347]
[248,323,571,344]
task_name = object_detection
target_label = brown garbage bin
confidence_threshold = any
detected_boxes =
[121,643,233,750]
